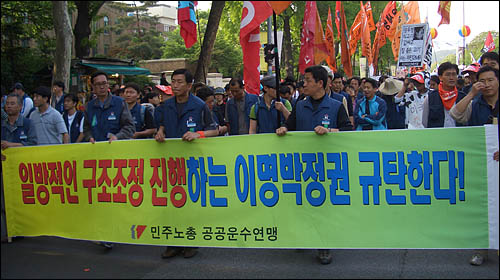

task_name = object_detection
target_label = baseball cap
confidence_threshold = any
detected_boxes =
[409,73,425,84]
[214,87,225,95]
[261,75,277,89]
[462,64,480,73]
[14,82,24,90]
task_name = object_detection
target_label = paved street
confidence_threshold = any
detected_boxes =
[1,236,498,279]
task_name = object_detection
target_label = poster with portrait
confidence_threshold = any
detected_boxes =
[397,23,429,67]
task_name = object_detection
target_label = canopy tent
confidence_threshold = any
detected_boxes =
[78,63,151,75]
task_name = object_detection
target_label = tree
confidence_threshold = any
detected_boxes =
[106,1,163,60]
[280,8,294,78]
[194,1,225,83]
[162,8,242,78]
[1,1,56,90]
[437,31,499,67]
[465,31,499,65]
[52,1,73,91]
[74,1,105,58]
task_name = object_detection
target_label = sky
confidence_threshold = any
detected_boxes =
[159,1,499,51]
[416,1,499,51]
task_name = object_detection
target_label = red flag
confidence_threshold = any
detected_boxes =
[483,31,496,53]
[268,1,291,15]
[299,1,316,74]
[348,10,363,57]
[240,1,273,95]
[314,6,329,65]
[438,1,451,26]
[335,1,341,40]
[339,1,352,77]
[364,1,376,32]
[325,7,337,71]
[178,1,198,48]
[360,1,372,66]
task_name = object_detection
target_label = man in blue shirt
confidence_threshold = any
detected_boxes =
[249,75,292,134]
[83,71,135,143]
[224,78,259,135]
[276,65,352,265]
[155,69,217,259]
[123,82,156,139]
[354,78,388,130]
[1,93,37,150]
[51,81,66,114]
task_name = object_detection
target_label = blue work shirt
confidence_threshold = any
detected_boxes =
[1,115,37,146]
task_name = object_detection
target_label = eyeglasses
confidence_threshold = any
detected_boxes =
[94,81,108,87]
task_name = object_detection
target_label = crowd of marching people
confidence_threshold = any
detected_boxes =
[1,51,499,265]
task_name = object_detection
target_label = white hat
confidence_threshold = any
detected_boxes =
[321,65,333,78]
[379,78,404,96]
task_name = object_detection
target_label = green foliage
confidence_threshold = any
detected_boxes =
[123,75,152,88]
[161,28,201,63]
[437,31,499,66]
[1,1,55,91]
[465,31,499,65]
[162,8,242,78]
[106,1,164,60]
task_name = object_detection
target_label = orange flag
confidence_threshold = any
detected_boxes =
[391,1,421,61]
[314,7,329,65]
[438,1,451,26]
[339,1,352,77]
[364,1,376,31]
[360,1,372,66]
[348,10,363,57]
[404,1,421,24]
[386,9,400,41]
[371,1,396,73]
[325,7,337,71]
[268,1,291,15]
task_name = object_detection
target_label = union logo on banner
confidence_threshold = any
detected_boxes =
[131,225,147,239]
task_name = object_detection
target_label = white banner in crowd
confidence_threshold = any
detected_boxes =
[397,23,429,68]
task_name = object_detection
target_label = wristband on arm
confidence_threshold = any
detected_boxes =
[196,131,205,138]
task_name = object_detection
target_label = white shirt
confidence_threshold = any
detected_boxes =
[395,90,429,129]
[21,95,34,118]
[67,111,84,133]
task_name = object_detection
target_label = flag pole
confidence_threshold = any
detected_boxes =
[462,1,466,66]
[273,11,281,129]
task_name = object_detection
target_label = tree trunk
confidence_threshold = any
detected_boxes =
[74,1,105,58]
[74,1,91,58]
[52,1,73,91]
[282,13,294,79]
[194,1,225,83]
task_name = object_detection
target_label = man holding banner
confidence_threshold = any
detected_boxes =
[83,72,135,144]
[154,68,218,259]
[276,65,352,265]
